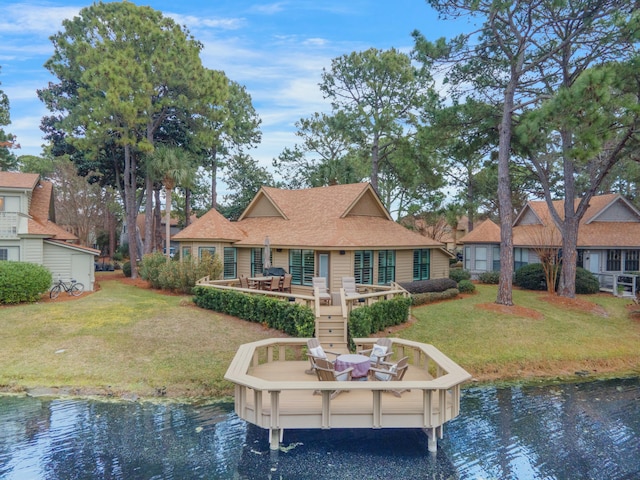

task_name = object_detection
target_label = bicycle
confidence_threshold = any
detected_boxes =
[50,278,84,299]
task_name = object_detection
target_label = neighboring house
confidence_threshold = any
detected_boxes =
[173,183,452,293]
[402,214,469,254]
[460,194,640,280]
[0,172,99,290]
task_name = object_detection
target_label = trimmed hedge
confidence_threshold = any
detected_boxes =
[411,288,459,306]
[348,296,412,348]
[0,261,52,304]
[193,286,315,337]
[398,278,458,294]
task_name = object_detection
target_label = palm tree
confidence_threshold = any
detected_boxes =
[147,145,195,260]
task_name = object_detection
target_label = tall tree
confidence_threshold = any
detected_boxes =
[0,70,18,171]
[39,2,227,277]
[319,48,435,194]
[416,0,637,304]
[203,79,261,210]
[518,62,640,297]
[273,111,366,189]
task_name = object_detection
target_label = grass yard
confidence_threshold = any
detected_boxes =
[402,284,640,383]
[0,275,638,400]
[0,274,287,400]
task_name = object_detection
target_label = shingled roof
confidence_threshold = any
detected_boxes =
[0,171,78,241]
[174,183,444,249]
[461,194,640,248]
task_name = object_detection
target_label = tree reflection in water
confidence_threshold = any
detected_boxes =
[0,378,638,479]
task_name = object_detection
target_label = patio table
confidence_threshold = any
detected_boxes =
[335,353,370,380]
[248,276,274,289]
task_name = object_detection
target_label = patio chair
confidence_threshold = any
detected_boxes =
[357,337,394,367]
[369,356,410,397]
[266,276,281,291]
[342,276,359,298]
[313,357,353,399]
[239,274,249,289]
[305,338,341,375]
[280,274,292,293]
[312,277,332,304]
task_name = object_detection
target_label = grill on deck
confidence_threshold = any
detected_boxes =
[264,267,287,277]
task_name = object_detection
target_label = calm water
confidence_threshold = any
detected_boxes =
[0,377,638,479]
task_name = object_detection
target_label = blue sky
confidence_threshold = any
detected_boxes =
[1,0,464,170]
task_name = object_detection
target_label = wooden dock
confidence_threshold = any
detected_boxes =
[225,337,472,452]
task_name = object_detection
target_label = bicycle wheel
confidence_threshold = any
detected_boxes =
[50,285,61,299]
[70,283,84,296]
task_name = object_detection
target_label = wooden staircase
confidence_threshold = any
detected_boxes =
[316,305,348,352]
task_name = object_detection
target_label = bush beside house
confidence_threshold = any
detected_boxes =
[0,261,52,304]
[515,263,600,294]
[139,251,223,293]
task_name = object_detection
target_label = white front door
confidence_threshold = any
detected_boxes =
[588,253,600,274]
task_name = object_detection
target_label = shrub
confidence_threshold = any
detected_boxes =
[122,261,132,278]
[575,267,599,294]
[193,287,315,337]
[514,263,547,291]
[449,268,471,283]
[398,278,458,294]
[0,261,52,304]
[139,252,167,287]
[478,271,500,284]
[457,279,476,293]
[348,296,412,348]
[412,288,459,306]
[140,251,223,294]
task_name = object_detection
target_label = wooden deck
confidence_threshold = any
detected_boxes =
[225,337,471,452]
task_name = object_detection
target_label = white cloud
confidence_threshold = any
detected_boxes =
[249,3,286,15]
[168,13,246,30]
[0,4,80,34]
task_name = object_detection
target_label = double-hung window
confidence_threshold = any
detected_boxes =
[223,247,237,279]
[624,250,639,272]
[198,246,216,259]
[492,246,500,271]
[413,249,430,281]
[290,249,314,286]
[354,250,373,284]
[251,248,264,276]
[475,247,487,270]
[514,248,528,271]
[377,250,395,285]
[607,249,621,271]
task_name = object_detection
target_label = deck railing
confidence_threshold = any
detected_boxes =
[224,337,471,451]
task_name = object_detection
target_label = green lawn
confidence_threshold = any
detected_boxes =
[401,284,640,382]
[0,278,638,400]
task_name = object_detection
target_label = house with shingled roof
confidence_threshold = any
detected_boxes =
[0,171,99,291]
[173,183,453,293]
[459,193,640,280]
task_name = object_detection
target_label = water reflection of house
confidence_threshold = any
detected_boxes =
[0,172,99,290]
